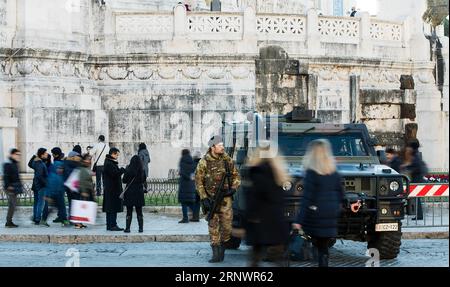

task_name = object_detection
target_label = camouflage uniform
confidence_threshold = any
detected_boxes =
[195,151,240,246]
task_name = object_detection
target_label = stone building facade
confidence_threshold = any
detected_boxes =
[0,0,448,177]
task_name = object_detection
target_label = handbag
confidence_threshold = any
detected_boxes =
[288,229,317,261]
[92,144,106,172]
[119,176,136,200]
[64,169,81,193]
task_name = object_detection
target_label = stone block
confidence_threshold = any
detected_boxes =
[362,104,401,119]
[400,103,416,120]
[400,75,415,90]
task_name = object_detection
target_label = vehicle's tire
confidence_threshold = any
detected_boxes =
[224,236,241,249]
[367,225,402,259]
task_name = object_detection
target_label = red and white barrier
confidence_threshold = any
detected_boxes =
[407,184,449,197]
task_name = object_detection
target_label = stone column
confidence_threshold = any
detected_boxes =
[306,9,321,55]
[173,3,187,40]
[237,6,257,54]
[359,12,372,58]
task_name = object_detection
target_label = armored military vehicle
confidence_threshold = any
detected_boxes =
[221,108,410,259]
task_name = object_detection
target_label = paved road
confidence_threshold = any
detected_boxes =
[0,239,447,267]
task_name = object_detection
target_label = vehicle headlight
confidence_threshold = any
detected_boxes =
[389,181,400,192]
[283,181,292,191]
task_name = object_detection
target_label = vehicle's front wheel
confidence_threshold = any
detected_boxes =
[368,225,402,259]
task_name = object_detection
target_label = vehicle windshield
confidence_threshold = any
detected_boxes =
[278,133,370,157]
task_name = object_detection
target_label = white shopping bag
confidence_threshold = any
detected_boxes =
[69,200,97,225]
[64,169,80,192]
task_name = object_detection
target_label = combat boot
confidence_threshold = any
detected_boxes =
[124,216,132,233]
[137,216,144,233]
[218,244,225,262]
[208,245,221,263]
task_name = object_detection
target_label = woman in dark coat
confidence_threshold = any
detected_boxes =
[122,155,146,233]
[178,149,197,223]
[293,139,344,267]
[245,145,290,266]
[103,148,126,231]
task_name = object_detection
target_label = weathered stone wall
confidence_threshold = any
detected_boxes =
[0,0,448,176]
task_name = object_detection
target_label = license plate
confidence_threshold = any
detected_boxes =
[375,223,398,232]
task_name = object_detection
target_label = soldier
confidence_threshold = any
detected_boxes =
[195,135,240,263]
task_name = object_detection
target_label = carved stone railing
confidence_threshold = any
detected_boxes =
[370,19,403,42]
[187,12,244,40]
[256,14,306,41]
[115,12,174,40]
[112,4,407,58]
[318,16,360,44]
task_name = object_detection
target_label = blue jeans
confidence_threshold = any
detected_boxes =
[33,189,48,222]
[42,192,67,221]
[95,166,104,196]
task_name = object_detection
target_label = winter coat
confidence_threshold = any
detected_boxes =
[296,169,344,238]
[31,157,48,192]
[389,156,402,173]
[245,160,289,246]
[122,165,146,207]
[78,166,95,201]
[178,154,196,204]
[44,162,65,199]
[102,154,125,213]
[138,149,151,178]
[2,158,23,194]
[403,153,428,183]
[63,156,82,182]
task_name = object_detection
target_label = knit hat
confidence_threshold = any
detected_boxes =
[51,147,62,156]
[37,148,47,158]
[208,135,223,148]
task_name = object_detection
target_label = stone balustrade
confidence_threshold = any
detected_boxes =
[113,5,407,58]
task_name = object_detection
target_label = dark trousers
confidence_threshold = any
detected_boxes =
[106,212,118,230]
[95,166,104,196]
[126,206,143,217]
[42,192,68,221]
[6,191,17,223]
[181,202,200,220]
[409,197,424,219]
[312,237,331,267]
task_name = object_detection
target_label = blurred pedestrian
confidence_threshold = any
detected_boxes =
[385,147,402,173]
[178,149,197,224]
[292,139,344,267]
[91,135,109,196]
[2,148,23,228]
[63,150,82,227]
[41,161,70,227]
[122,155,146,233]
[401,140,427,220]
[103,148,126,231]
[244,142,290,267]
[30,148,49,225]
[350,6,357,17]
[78,154,96,202]
[51,147,65,162]
[138,143,150,192]
[195,135,240,263]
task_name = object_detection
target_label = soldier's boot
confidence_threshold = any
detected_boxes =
[124,216,132,233]
[137,216,144,233]
[219,244,225,262]
[318,254,329,267]
[208,245,221,263]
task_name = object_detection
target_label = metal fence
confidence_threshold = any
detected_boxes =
[0,178,180,206]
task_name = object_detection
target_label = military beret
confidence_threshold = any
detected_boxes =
[208,135,223,148]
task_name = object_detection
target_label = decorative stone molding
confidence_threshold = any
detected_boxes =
[370,20,402,41]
